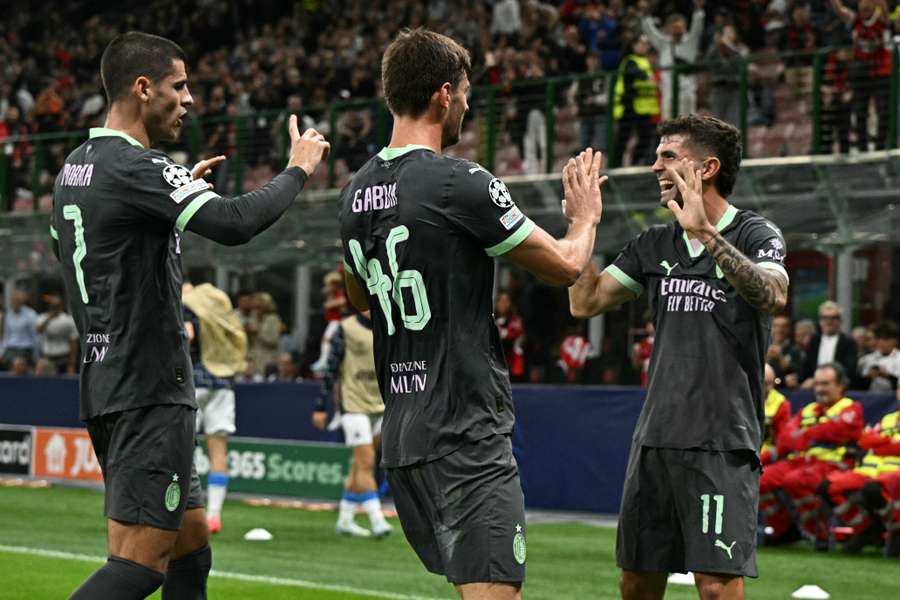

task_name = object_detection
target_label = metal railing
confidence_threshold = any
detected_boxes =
[3,45,898,212]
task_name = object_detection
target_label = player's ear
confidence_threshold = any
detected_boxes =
[700,156,720,182]
[133,75,152,103]
[436,82,452,110]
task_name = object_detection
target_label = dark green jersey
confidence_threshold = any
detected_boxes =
[606,207,788,452]
[339,146,535,467]
[51,128,218,420]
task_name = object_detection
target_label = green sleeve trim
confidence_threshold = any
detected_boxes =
[175,191,217,232]
[604,265,643,297]
[50,225,58,240]
[343,259,353,275]
[757,261,790,283]
[485,219,535,257]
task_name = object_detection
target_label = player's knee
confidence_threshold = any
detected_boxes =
[619,571,665,600]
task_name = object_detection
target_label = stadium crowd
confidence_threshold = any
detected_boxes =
[5,0,900,209]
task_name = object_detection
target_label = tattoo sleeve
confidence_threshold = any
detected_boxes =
[703,232,787,315]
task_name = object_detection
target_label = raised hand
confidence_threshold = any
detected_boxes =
[287,114,331,176]
[191,155,226,181]
[562,149,607,226]
[665,158,712,239]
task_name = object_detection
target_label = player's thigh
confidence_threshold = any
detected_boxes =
[668,449,759,578]
[198,387,236,436]
[426,435,527,585]
[619,570,668,600]
[342,412,375,447]
[616,445,682,574]
[171,507,209,559]
[351,442,376,472]
[386,465,445,576]
[759,459,794,491]
[90,405,198,532]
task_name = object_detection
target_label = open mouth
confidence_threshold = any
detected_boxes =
[659,180,676,192]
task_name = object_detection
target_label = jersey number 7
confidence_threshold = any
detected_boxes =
[348,225,431,336]
[62,205,90,304]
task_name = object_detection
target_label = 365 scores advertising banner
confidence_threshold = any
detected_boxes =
[0,424,350,500]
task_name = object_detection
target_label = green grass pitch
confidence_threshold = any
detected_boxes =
[1,485,898,599]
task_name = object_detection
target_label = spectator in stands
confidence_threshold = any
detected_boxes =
[631,316,654,387]
[782,2,818,100]
[0,105,32,210]
[336,109,373,174]
[492,0,523,45]
[249,292,283,377]
[269,351,302,382]
[704,23,745,127]
[853,323,877,356]
[0,288,38,370]
[36,290,78,375]
[311,270,347,376]
[760,362,863,546]
[556,325,590,384]
[573,53,608,152]
[800,301,858,389]
[639,0,706,119]
[767,314,803,388]
[858,320,900,392]
[495,290,526,383]
[612,34,660,167]
[830,0,892,151]
[819,46,853,154]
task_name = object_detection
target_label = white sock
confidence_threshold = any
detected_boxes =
[362,495,388,528]
[207,472,229,518]
[338,498,358,527]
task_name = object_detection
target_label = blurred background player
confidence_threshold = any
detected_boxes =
[569,115,789,600]
[52,31,328,600]
[760,363,863,549]
[312,309,391,539]
[340,28,603,600]
[183,281,248,535]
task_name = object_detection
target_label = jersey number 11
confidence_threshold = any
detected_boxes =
[348,225,431,335]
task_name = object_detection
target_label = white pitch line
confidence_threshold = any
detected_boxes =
[0,544,448,600]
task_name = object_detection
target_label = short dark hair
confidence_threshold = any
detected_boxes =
[382,28,472,118]
[657,115,742,197]
[101,32,186,103]
[816,362,849,388]
[874,320,900,340]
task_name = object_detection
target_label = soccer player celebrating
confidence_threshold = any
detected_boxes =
[51,32,328,600]
[340,28,604,600]
[569,115,789,600]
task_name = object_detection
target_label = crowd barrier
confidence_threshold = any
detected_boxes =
[0,376,896,513]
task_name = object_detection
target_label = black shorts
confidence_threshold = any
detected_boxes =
[616,446,760,578]
[87,404,204,531]
[387,434,526,585]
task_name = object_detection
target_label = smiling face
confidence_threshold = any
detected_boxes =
[144,58,193,144]
[651,134,703,208]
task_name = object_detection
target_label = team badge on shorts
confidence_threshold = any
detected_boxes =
[488,178,513,209]
[513,523,526,564]
[165,473,181,512]
[163,164,194,188]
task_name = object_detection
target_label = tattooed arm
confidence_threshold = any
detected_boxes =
[702,232,788,315]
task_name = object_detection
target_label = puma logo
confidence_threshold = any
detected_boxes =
[660,260,679,276]
[715,539,736,559]
[468,166,487,175]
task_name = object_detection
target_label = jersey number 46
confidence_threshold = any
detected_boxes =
[348,225,431,336]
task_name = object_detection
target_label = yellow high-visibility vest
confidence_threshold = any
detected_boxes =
[856,410,900,477]
[613,54,660,119]
[800,397,856,464]
[761,389,788,453]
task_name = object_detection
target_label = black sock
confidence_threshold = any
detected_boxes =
[162,544,212,600]
[70,556,165,599]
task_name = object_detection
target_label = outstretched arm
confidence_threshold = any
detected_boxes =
[830,0,856,26]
